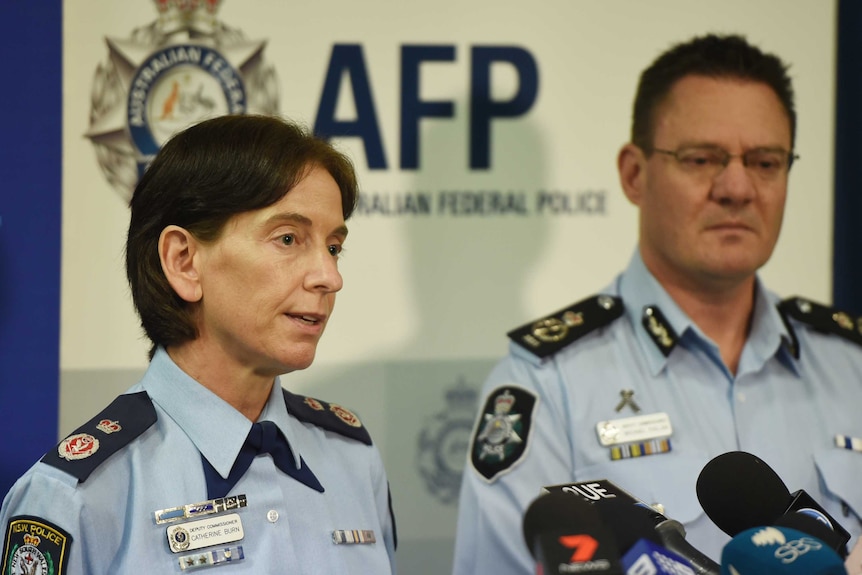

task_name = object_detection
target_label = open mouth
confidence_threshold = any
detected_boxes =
[289,314,322,325]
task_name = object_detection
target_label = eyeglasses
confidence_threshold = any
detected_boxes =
[647,145,799,181]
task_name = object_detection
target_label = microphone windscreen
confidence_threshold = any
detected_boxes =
[523,491,624,574]
[721,525,845,575]
[622,539,695,574]
[593,499,662,553]
[696,451,790,536]
[774,508,849,559]
[523,491,596,556]
[774,512,841,547]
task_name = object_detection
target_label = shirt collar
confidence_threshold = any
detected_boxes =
[617,249,798,377]
[142,349,303,479]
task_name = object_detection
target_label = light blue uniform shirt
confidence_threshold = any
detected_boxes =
[1,349,396,574]
[452,251,862,575]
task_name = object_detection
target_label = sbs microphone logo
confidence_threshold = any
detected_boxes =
[751,527,786,546]
[774,537,822,564]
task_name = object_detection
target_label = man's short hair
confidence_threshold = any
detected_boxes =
[125,114,358,359]
[631,34,796,151]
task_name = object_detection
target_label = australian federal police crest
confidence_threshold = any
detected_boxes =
[85,0,279,199]
[470,386,537,482]
[417,379,479,504]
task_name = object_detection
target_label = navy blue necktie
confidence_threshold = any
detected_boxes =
[202,420,324,499]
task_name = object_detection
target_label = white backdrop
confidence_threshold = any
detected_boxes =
[62,1,836,572]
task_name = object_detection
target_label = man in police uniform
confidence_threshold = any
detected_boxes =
[453,34,862,574]
[1,115,396,574]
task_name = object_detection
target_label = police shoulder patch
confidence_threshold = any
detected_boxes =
[778,296,862,348]
[282,389,372,446]
[2,515,72,575]
[470,385,538,482]
[40,391,157,483]
[507,295,624,359]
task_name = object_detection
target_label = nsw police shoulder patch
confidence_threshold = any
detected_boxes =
[2,516,72,575]
[470,386,538,482]
[282,389,372,446]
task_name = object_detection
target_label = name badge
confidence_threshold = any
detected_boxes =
[167,513,245,554]
[596,412,672,447]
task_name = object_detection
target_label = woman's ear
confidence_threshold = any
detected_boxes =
[159,225,203,303]
[618,143,647,207]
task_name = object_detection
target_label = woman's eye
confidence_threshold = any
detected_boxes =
[280,234,295,246]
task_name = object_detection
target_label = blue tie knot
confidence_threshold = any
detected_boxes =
[248,420,279,454]
[202,420,324,499]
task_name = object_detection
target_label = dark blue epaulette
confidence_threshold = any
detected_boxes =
[282,389,372,446]
[41,391,157,483]
[507,295,624,359]
[778,296,862,348]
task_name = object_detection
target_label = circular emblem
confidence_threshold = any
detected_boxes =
[168,526,191,552]
[85,2,279,199]
[304,397,325,411]
[531,317,569,343]
[417,379,478,504]
[126,44,247,173]
[58,433,100,460]
[330,404,361,427]
[10,544,49,575]
[597,421,620,442]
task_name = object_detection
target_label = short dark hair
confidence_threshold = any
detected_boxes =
[631,34,796,151]
[126,114,358,359]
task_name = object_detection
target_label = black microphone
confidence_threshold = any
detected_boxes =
[522,490,624,574]
[696,451,850,558]
[544,480,720,575]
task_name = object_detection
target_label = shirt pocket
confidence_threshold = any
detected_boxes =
[575,453,709,524]
[814,448,862,521]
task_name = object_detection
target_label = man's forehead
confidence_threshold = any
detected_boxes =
[652,75,792,145]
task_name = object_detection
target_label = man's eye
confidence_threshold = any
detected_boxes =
[749,153,782,171]
[328,245,343,257]
[680,152,721,166]
[280,234,295,246]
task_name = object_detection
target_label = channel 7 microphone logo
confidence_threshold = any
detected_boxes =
[558,534,599,562]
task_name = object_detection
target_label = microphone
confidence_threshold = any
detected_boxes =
[590,497,663,552]
[544,480,720,575]
[720,525,845,574]
[622,539,696,575]
[522,491,624,574]
[696,451,850,558]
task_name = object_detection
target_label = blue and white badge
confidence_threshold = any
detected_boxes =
[179,545,245,570]
[167,513,244,554]
[155,494,248,524]
[835,434,862,453]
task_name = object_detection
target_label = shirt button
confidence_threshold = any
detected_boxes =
[267,510,279,523]
[737,392,746,403]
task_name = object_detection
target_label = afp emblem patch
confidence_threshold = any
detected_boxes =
[2,516,71,575]
[470,386,537,482]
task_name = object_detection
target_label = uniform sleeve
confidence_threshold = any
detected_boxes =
[371,444,398,574]
[452,352,573,575]
[1,465,86,575]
